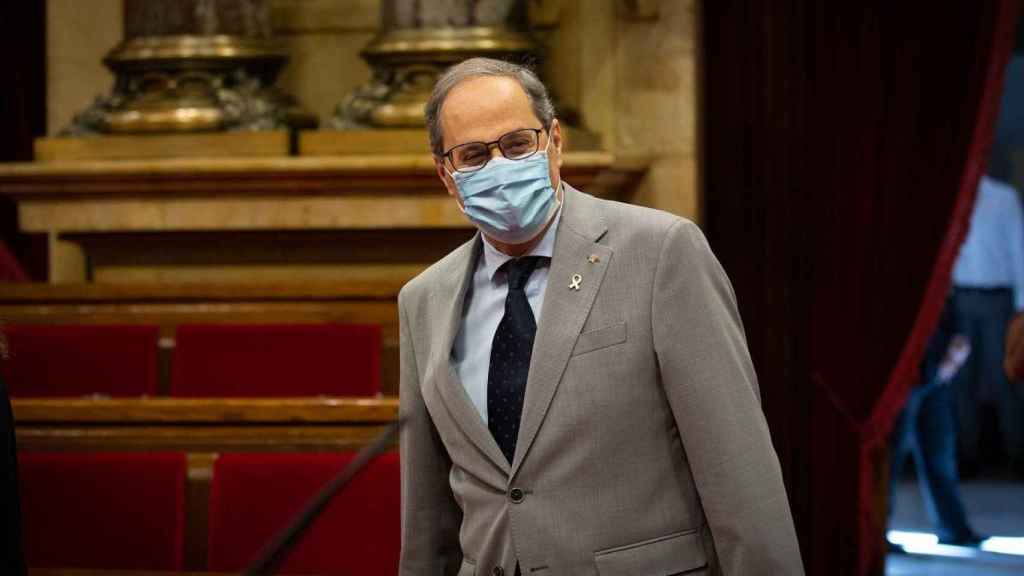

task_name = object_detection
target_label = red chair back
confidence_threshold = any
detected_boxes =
[18,452,186,571]
[2,324,159,397]
[170,324,381,397]
[208,451,400,575]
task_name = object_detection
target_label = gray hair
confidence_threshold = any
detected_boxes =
[425,57,556,157]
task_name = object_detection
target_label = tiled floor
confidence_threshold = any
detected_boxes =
[887,554,1024,576]
[887,480,1024,575]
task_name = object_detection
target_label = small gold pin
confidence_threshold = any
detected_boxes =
[587,254,600,264]
[569,274,583,291]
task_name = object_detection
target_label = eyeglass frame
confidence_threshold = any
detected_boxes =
[441,127,547,173]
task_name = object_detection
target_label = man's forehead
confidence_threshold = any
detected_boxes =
[440,76,539,147]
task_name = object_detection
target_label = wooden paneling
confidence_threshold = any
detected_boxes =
[35,133,291,162]
[0,281,402,302]
[0,152,646,283]
[13,397,398,453]
[299,127,603,155]
[17,424,392,452]
[13,397,399,424]
[0,152,643,200]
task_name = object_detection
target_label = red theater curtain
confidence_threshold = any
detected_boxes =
[702,2,1017,574]
[0,1,46,280]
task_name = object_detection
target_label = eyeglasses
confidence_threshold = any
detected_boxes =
[443,128,545,173]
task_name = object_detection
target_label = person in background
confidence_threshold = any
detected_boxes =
[889,300,983,548]
[950,174,1024,478]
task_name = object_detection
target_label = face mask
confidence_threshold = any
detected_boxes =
[449,139,560,245]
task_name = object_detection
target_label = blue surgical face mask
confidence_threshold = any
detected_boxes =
[449,138,560,245]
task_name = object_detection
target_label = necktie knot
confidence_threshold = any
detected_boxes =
[504,256,543,290]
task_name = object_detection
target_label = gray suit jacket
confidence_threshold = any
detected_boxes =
[398,185,803,575]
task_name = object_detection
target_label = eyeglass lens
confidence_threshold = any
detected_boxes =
[450,129,540,172]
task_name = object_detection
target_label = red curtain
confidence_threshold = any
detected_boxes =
[0,0,46,280]
[702,2,1018,574]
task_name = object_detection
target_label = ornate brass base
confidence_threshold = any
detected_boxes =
[64,35,316,135]
[333,27,538,129]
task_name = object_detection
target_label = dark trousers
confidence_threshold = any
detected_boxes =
[950,287,1024,472]
[889,297,974,541]
[889,381,974,541]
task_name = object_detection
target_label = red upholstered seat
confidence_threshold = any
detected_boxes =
[208,451,400,575]
[170,323,381,397]
[2,324,159,397]
[18,452,186,571]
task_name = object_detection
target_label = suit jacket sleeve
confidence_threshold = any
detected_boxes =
[652,220,803,575]
[398,290,463,576]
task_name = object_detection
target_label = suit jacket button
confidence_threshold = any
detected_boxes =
[509,488,525,503]
[492,567,505,576]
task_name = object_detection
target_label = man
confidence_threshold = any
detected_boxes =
[950,174,1024,477]
[399,57,802,575]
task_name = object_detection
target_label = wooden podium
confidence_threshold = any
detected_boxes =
[0,131,647,285]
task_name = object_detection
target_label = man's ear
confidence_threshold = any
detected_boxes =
[435,158,459,198]
[550,118,564,169]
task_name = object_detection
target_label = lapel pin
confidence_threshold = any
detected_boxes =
[569,274,583,291]
[587,254,600,264]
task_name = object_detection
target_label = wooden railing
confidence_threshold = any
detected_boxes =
[12,396,399,452]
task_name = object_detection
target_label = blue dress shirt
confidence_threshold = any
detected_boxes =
[952,175,1024,311]
[452,204,562,424]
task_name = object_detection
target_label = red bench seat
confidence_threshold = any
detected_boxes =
[18,451,186,570]
[208,451,400,575]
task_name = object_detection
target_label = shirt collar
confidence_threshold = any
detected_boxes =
[480,195,563,283]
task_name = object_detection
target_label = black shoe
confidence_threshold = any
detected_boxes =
[938,532,986,547]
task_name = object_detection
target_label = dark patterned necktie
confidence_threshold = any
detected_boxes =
[488,256,544,465]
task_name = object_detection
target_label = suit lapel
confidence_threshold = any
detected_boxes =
[427,235,511,475]
[511,185,611,477]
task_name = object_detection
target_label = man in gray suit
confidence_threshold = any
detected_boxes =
[399,57,803,575]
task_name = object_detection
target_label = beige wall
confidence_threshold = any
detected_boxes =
[45,0,699,219]
[549,0,699,219]
[271,0,377,127]
[47,0,122,135]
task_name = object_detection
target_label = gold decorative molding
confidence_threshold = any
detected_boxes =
[333,0,540,128]
[64,0,315,135]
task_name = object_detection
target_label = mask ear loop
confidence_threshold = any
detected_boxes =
[540,126,564,201]
[440,155,470,214]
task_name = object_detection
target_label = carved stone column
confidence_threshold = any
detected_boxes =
[64,0,315,135]
[333,0,539,129]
